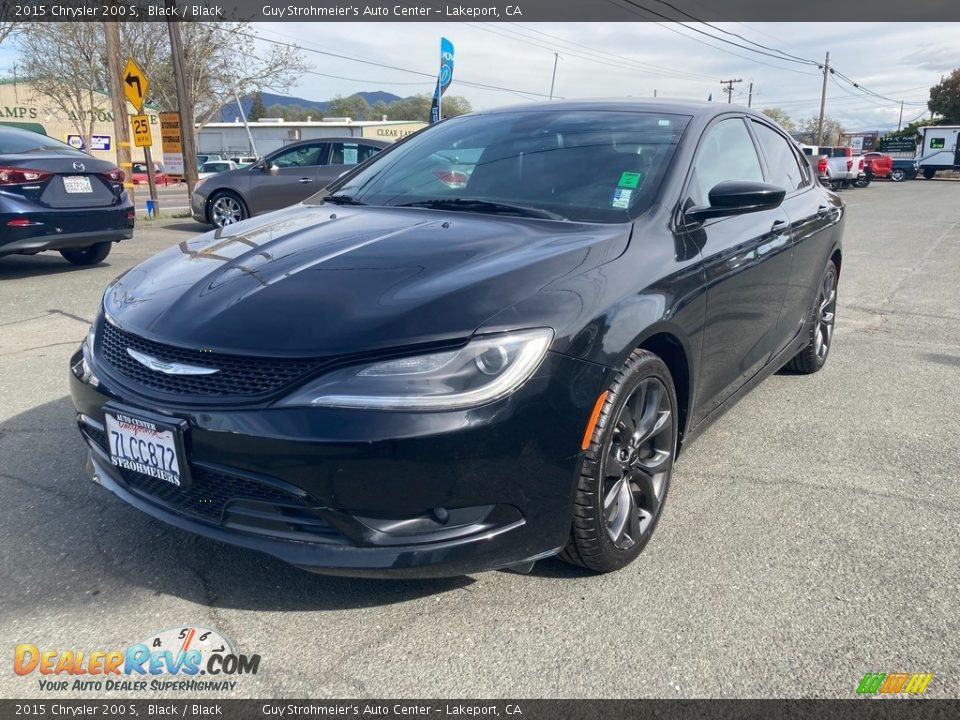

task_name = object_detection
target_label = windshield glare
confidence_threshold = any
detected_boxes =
[325,110,690,223]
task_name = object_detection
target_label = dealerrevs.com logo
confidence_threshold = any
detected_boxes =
[14,626,261,693]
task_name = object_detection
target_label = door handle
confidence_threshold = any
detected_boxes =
[816,205,830,217]
[772,219,787,228]
[298,177,313,184]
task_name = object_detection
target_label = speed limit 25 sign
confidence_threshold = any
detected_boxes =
[131,114,152,148]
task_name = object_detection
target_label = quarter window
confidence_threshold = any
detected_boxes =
[752,121,807,191]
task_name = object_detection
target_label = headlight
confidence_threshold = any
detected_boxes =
[279,328,554,410]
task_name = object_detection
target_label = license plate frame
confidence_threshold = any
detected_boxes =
[103,404,191,488]
[63,175,93,194]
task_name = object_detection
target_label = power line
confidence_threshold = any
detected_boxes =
[223,25,557,100]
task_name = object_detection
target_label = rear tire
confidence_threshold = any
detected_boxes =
[786,259,838,374]
[60,242,112,266]
[889,169,906,182]
[560,349,678,573]
[923,168,936,180]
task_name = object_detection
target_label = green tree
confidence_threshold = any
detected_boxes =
[797,116,845,145]
[248,92,267,121]
[761,107,796,133]
[928,68,960,122]
[324,95,372,121]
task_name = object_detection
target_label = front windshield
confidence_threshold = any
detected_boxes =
[324,109,690,223]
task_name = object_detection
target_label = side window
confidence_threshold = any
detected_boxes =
[328,142,382,166]
[691,118,763,205]
[752,121,807,191]
[270,143,325,168]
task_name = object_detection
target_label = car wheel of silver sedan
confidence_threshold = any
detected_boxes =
[208,192,248,228]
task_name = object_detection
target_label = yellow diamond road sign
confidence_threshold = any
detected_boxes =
[123,58,149,111]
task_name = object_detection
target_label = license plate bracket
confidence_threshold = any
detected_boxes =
[103,404,190,488]
[63,175,93,194]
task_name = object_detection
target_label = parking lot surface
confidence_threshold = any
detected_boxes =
[1,180,958,698]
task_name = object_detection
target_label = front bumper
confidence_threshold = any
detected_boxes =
[70,346,610,577]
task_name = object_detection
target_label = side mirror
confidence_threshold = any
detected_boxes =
[685,180,786,222]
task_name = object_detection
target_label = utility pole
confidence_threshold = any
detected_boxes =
[747,82,753,108]
[897,100,904,131]
[233,80,258,157]
[816,51,830,146]
[166,6,199,196]
[549,53,559,101]
[720,78,742,103]
[103,22,134,206]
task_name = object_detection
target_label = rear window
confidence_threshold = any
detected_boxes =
[0,127,86,156]
[327,110,691,223]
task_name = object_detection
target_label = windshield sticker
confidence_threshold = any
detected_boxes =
[612,187,633,209]
[618,172,642,189]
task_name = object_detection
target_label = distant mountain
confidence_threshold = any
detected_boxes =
[216,91,405,122]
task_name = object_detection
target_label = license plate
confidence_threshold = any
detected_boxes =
[63,175,93,194]
[104,409,186,487]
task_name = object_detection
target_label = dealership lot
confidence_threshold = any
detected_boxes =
[0,180,958,698]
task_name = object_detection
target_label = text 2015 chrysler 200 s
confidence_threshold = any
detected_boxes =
[70,100,843,577]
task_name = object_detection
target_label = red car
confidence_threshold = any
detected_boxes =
[861,152,893,179]
[131,162,177,186]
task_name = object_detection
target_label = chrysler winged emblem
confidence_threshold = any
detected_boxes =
[127,348,219,375]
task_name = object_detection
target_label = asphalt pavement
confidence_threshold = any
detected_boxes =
[0,179,958,699]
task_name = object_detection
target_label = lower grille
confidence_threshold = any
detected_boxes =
[81,423,342,543]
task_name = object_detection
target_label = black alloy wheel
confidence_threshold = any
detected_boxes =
[561,349,677,572]
[786,259,838,374]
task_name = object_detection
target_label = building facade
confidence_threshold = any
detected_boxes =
[0,79,165,165]
[197,119,427,157]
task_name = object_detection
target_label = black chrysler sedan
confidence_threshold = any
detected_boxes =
[70,100,843,577]
[0,126,134,265]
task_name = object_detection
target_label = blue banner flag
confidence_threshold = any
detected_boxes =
[430,37,455,124]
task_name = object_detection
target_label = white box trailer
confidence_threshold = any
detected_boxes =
[916,125,960,178]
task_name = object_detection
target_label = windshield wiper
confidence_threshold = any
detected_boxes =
[323,194,367,206]
[396,198,565,221]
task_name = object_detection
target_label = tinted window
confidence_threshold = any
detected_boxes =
[329,142,382,166]
[327,111,691,223]
[691,118,763,204]
[752,121,806,191]
[271,143,325,168]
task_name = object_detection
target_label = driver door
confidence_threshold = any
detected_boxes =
[248,142,327,215]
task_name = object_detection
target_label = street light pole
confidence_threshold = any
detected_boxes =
[549,53,559,101]
[816,51,830,146]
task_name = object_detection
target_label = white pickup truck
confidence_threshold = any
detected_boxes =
[799,144,864,189]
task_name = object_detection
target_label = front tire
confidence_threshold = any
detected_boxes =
[786,259,838,374]
[207,191,248,228]
[59,242,112,266]
[889,168,906,182]
[922,168,936,180]
[560,349,678,573]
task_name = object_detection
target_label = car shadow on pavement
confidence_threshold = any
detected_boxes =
[0,254,115,280]
[161,221,211,234]
[0,396,474,616]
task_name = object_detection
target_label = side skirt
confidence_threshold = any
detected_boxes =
[680,330,810,451]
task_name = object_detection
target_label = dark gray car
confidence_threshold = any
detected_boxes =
[191,137,390,227]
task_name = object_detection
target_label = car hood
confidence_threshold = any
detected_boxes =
[104,204,631,356]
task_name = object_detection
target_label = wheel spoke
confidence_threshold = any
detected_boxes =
[606,479,633,542]
[603,476,625,510]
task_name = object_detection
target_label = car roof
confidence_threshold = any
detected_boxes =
[470,98,770,121]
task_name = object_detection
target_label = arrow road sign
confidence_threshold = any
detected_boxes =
[122,58,149,111]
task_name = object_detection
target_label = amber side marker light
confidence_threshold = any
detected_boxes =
[581,390,609,450]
